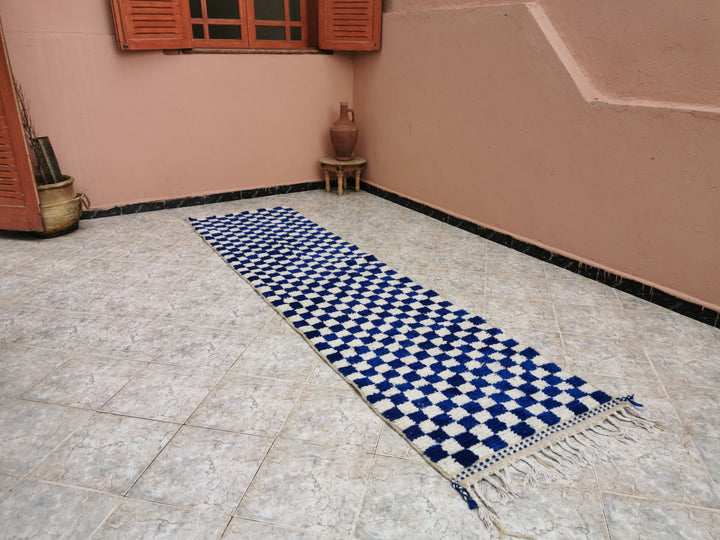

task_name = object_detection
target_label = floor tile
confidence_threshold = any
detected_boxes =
[22,355,146,409]
[129,426,272,515]
[0,399,93,476]
[151,325,253,369]
[561,335,655,380]
[0,345,73,397]
[90,499,228,539]
[555,305,633,339]
[490,485,609,540]
[593,430,719,508]
[642,341,720,389]
[693,436,720,489]
[188,374,303,436]
[666,384,720,439]
[484,297,559,333]
[354,455,483,540]
[30,413,179,494]
[222,518,325,539]
[236,438,373,537]
[280,383,384,453]
[0,480,119,539]
[375,424,423,462]
[602,493,720,539]
[102,363,223,423]
[230,325,319,381]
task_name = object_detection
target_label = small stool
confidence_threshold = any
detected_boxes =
[320,156,367,196]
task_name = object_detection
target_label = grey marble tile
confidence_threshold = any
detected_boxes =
[195,292,275,331]
[354,455,482,540]
[236,438,373,537]
[593,430,719,508]
[486,243,548,277]
[280,383,384,453]
[151,325,253,369]
[0,272,48,302]
[485,273,552,303]
[490,485,609,540]
[555,305,634,339]
[626,307,715,345]
[305,358,352,390]
[484,297,559,333]
[102,363,223,423]
[666,384,720,439]
[0,345,73,397]
[693,436,720,489]
[231,327,319,381]
[0,473,19,499]
[375,424,423,462]
[643,341,720,389]
[548,277,623,309]
[602,493,720,539]
[22,355,146,409]
[223,518,327,539]
[88,315,184,361]
[129,426,272,515]
[581,375,683,435]
[12,312,101,354]
[91,498,228,539]
[30,413,179,494]
[0,480,119,539]
[0,399,92,476]
[562,335,656,380]
[187,374,303,436]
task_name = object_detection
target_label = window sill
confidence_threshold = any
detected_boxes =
[164,48,331,55]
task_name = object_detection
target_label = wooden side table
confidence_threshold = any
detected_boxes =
[320,157,367,196]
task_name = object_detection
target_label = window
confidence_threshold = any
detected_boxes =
[189,0,309,49]
[110,0,381,52]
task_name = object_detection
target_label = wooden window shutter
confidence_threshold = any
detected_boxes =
[318,0,382,51]
[110,0,193,51]
[0,22,42,232]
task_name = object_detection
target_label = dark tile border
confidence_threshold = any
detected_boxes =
[80,181,324,219]
[360,181,720,329]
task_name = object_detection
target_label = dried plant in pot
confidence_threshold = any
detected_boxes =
[14,82,88,236]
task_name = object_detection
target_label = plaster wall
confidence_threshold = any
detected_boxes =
[354,3,720,309]
[0,0,354,209]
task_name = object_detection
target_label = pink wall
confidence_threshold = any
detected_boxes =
[543,0,720,108]
[354,2,720,309]
[0,0,354,209]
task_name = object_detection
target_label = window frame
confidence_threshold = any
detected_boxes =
[189,0,313,51]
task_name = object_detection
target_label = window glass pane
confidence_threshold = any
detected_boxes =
[192,23,205,39]
[189,0,203,18]
[254,0,285,21]
[290,27,302,41]
[208,24,242,39]
[255,25,286,40]
[206,0,240,19]
[288,0,301,22]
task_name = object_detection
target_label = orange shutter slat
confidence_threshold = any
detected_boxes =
[318,0,381,51]
[110,0,193,51]
[0,21,42,232]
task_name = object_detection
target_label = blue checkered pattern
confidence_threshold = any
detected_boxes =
[190,207,630,504]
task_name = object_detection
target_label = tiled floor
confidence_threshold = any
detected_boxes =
[1,189,719,539]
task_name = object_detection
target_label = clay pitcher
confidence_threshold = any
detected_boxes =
[329,102,359,161]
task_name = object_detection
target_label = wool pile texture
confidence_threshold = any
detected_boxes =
[189,207,646,523]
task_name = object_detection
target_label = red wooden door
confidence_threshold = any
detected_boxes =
[0,20,42,232]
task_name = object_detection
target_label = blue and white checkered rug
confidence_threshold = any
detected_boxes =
[189,207,648,524]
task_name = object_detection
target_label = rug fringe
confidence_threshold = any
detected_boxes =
[459,404,655,532]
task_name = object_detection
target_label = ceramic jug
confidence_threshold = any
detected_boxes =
[329,102,359,161]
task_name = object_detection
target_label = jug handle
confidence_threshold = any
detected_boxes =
[347,108,355,122]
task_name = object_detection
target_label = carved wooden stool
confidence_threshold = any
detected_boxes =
[320,157,367,196]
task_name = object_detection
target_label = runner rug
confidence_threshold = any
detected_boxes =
[189,207,649,526]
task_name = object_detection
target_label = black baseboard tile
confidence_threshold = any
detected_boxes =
[360,181,720,329]
[80,181,324,220]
